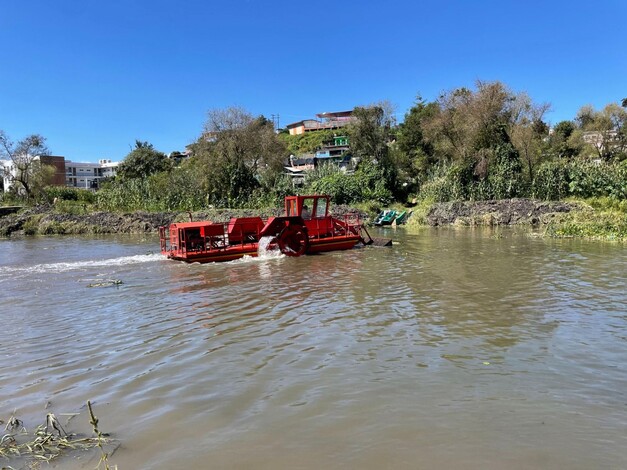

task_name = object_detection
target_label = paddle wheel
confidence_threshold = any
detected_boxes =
[277,223,308,256]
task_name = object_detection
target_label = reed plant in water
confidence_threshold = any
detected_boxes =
[0,401,117,469]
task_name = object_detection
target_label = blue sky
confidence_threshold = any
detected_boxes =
[1,0,625,162]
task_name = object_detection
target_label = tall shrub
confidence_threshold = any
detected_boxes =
[568,160,627,199]
[487,144,525,199]
[532,161,569,200]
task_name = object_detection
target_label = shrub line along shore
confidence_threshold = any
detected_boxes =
[2,198,624,241]
[2,83,626,242]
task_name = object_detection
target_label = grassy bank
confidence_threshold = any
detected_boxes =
[401,196,627,242]
[2,197,625,242]
[544,198,627,241]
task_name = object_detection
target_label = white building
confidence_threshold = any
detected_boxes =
[64,159,119,189]
[1,157,120,192]
[1,159,14,191]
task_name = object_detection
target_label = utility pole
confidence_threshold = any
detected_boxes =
[271,114,280,131]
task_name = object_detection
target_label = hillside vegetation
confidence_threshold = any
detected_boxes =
[2,82,626,240]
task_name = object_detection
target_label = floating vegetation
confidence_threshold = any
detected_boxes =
[87,401,116,470]
[545,209,627,241]
[0,402,117,469]
[86,279,124,288]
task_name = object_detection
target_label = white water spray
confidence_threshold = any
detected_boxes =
[257,236,283,259]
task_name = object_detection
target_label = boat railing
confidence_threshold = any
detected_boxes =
[305,213,362,240]
[159,227,167,253]
[170,219,267,256]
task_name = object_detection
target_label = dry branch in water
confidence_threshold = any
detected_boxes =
[0,402,117,469]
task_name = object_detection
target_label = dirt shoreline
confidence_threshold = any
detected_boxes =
[426,199,578,226]
[0,199,578,237]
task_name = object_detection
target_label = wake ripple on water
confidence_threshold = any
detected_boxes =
[2,232,627,469]
[0,253,164,276]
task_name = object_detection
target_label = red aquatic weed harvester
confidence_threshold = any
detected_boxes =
[159,195,390,263]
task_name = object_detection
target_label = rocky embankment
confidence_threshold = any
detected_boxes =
[425,199,578,226]
[0,205,177,237]
[0,204,366,237]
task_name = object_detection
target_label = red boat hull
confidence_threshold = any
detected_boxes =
[307,236,361,253]
[160,195,371,264]
[164,235,362,263]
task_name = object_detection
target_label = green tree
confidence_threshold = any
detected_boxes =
[575,105,596,129]
[423,81,525,182]
[116,140,172,180]
[423,81,519,164]
[190,106,287,206]
[412,81,549,199]
[0,130,51,198]
[576,103,627,161]
[546,120,582,159]
[348,102,398,194]
[396,96,437,180]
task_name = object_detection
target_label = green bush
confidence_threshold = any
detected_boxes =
[0,190,22,206]
[584,196,627,213]
[357,161,394,203]
[487,147,525,199]
[419,175,453,202]
[246,174,299,209]
[418,162,471,202]
[568,160,627,199]
[96,178,150,211]
[301,160,393,205]
[546,211,627,240]
[43,187,96,204]
[532,161,570,200]
[147,168,206,211]
[22,215,43,235]
[53,200,90,215]
[310,172,363,204]
[95,167,210,212]
[533,159,627,201]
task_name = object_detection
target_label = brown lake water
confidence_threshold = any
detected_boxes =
[1,228,626,469]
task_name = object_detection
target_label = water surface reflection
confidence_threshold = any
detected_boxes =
[1,229,625,469]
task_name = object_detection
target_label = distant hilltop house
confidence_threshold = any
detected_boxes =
[1,155,120,192]
[285,110,356,136]
[582,129,626,160]
[582,130,619,149]
[284,110,357,185]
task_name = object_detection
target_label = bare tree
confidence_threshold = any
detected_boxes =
[509,93,551,179]
[0,130,51,197]
[191,106,287,205]
[203,106,253,134]
[423,81,517,164]
[423,80,552,182]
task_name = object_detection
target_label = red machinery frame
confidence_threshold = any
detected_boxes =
[160,195,372,263]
